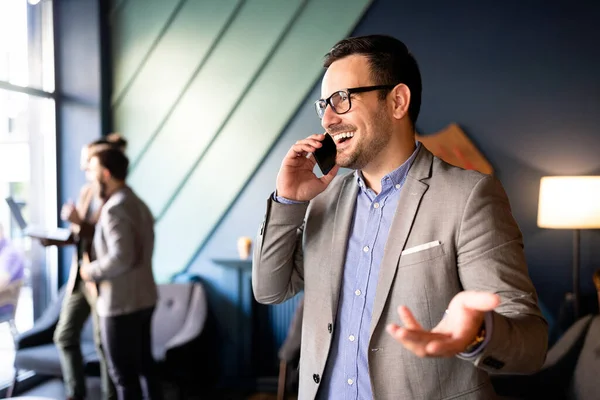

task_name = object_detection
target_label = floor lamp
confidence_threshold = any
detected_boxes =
[537,176,600,319]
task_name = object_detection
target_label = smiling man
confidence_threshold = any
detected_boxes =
[252,35,548,400]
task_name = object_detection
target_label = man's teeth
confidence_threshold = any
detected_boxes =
[332,132,354,142]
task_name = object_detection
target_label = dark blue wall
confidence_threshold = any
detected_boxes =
[191,0,600,330]
[55,0,103,283]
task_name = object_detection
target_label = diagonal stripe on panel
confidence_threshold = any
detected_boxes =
[128,0,306,217]
[112,0,189,108]
[111,0,184,104]
[152,0,372,283]
[109,0,129,19]
[114,0,242,162]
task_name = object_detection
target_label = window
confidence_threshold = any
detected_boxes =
[0,0,55,91]
[0,0,56,389]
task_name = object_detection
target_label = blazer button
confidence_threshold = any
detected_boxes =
[328,323,332,334]
[313,374,320,384]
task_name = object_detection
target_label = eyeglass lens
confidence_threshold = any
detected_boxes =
[316,90,349,118]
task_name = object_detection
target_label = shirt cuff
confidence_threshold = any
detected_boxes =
[272,191,308,205]
[460,311,493,358]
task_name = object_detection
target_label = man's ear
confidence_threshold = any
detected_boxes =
[102,168,111,181]
[390,83,411,120]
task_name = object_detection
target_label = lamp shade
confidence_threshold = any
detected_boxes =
[537,176,600,229]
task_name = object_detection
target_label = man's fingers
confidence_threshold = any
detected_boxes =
[397,306,423,330]
[425,338,466,357]
[284,134,329,161]
[386,324,451,358]
[307,133,326,141]
[394,328,450,343]
[290,143,319,157]
[386,325,428,357]
[295,138,323,149]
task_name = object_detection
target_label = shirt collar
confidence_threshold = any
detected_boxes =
[354,141,421,191]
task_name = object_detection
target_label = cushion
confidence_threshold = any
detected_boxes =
[151,284,192,360]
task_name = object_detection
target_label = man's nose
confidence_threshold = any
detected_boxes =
[321,105,342,131]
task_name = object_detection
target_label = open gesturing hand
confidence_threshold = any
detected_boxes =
[386,291,500,358]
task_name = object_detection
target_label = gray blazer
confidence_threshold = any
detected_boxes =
[253,146,548,400]
[84,186,157,317]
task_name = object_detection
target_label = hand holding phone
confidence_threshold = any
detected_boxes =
[276,133,339,202]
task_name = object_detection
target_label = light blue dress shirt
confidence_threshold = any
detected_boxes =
[317,144,420,400]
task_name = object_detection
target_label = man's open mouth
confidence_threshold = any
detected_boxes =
[332,131,354,145]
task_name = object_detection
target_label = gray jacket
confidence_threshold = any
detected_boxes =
[253,146,548,400]
[84,186,157,317]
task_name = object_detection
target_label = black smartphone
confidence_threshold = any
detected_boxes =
[313,134,337,175]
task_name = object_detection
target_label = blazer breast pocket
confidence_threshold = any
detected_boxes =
[399,241,445,267]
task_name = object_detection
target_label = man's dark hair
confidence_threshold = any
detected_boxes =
[324,35,422,125]
[94,148,129,181]
[89,133,128,150]
[106,133,128,149]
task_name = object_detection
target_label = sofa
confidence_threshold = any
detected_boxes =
[8,282,219,397]
[492,314,600,400]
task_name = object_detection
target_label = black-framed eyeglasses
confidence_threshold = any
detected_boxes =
[314,85,395,119]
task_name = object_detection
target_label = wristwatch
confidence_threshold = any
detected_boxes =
[463,321,486,354]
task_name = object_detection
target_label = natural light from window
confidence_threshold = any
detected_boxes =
[0,0,56,390]
[0,1,29,86]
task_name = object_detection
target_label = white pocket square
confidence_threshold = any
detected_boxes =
[401,240,441,255]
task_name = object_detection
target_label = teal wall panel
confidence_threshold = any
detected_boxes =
[128,0,305,216]
[111,0,372,283]
[111,0,182,103]
[114,0,241,161]
[153,0,371,282]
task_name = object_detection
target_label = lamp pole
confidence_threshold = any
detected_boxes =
[573,229,580,319]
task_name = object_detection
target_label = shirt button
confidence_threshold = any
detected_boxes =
[355,289,361,296]
[347,378,354,385]
[363,246,369,252]
[313,374,320,384]
[349,335,355,342]
[328,323,332,333]
[373,202,380,208]
[395,184,401,189]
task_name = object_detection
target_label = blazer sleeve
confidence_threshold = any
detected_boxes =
[82,204,136,281]
[456,174,548,374]
[252,194,307,305]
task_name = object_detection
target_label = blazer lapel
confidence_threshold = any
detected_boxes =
[370,147,433,337]
[329,174,359,322]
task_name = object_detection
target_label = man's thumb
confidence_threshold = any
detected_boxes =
[458,291,500,312]
[321,165,340,185]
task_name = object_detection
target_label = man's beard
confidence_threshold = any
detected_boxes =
[338,108,392,170]
[98,180,108,200]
